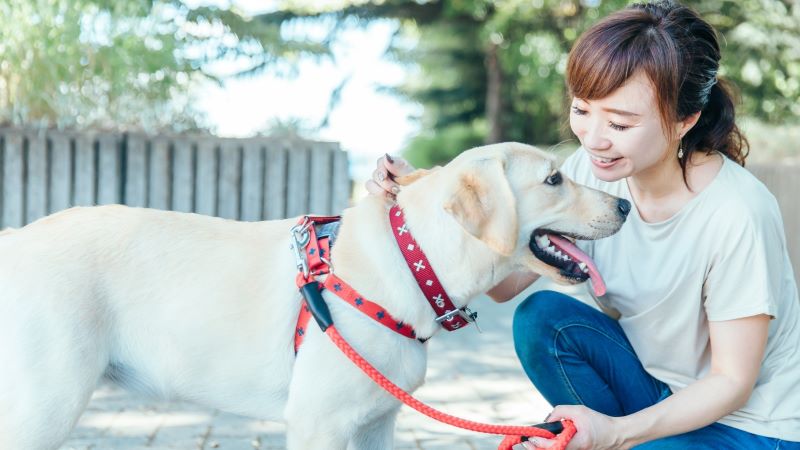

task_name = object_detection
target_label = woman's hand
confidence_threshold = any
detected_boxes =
[522,406,624,450]
[365,153,414,199]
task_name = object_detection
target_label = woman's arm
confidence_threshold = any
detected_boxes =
[615,314,770,447]
[486,271,540,303]
[531,314,770,450]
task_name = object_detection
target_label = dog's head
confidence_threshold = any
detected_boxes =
[397,142,628,293]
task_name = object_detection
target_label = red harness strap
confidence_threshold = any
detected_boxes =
[293,215,418,353]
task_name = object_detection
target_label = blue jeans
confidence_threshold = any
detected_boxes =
[512,290,800,449]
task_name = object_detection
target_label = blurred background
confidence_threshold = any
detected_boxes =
[2,0,798,184]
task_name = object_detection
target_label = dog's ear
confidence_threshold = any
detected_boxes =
[395,167,440,186]
[443,159,518,256]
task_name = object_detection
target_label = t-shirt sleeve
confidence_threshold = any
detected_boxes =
[703,199,785,321]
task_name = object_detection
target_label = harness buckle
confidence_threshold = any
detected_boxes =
[434,307,479,331]
[290,218,312,278]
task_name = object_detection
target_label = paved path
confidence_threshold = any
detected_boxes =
[60,294,553,450]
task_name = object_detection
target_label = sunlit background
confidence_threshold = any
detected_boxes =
[1,0,798,191]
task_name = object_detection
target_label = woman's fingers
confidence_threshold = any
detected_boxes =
[365,180,396,200]
[364,153,414,197]
[381,153,414,178]
[371,167,400,195]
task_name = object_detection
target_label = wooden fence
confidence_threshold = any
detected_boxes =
[0,127,351,228]
[749,163,800,287]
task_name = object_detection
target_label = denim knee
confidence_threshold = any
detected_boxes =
[512,291,577,366]
[513,290,582,343]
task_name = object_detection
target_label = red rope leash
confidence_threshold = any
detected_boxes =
[324,326,577,450]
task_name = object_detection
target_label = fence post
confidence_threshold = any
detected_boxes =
[49,131,73,214]
[331,144,351,213]
[264,141,287,220]
[241,140,264,221]
[286,140,310,218]
[1,130,24,228]
[149,136,171,211]
[172,137,194,213]
[26,132,48,224]
[97,133,121,205]
[195,138,218,217]
[218,139,242,220]
[125,133,148,208]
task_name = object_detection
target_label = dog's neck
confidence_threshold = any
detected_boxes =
[329,192,514,339]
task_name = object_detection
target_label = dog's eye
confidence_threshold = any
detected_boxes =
[545,172,562,186]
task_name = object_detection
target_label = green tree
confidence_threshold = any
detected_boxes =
[257,0,800,167]
[0,0,327,131]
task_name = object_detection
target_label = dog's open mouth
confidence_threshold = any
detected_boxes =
[529,229,607,296]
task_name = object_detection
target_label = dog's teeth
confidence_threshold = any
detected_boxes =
[579,262,588,271]
[547,245,556,253]
[536,235,549,248]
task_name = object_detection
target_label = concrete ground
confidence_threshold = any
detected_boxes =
[59,290,560,450]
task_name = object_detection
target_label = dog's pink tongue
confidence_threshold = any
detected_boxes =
[547,234,607,297]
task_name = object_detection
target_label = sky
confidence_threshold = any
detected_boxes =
[192,2,421,185]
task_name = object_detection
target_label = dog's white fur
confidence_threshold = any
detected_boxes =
[0,142,625,449]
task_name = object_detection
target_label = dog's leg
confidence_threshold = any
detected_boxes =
[0,356,104,450]
[0,291,110,450]
[286,425,350,450]
[347,409,399,450]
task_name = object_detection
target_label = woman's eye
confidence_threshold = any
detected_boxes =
[609,122,630,131]
[571,106,587,115]
[545,172,563,186]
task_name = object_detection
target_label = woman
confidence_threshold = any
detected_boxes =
[367,1,800,449]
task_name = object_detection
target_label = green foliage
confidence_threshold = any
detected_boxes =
[404,120,486,168]
[259,0,800,167]
[0,0,328,131]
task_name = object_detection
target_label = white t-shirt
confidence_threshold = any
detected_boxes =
[560,147,800,440]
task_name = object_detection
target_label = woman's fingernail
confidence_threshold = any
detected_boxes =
[385,153,394,163]
[377,172,386,182]
[391,185,400,194]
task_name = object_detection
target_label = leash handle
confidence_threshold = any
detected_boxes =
[522,421,564,438]
[299,281,334,332]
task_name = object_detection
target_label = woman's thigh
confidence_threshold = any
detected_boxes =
[634,422,795,449]
[512,290,669,416]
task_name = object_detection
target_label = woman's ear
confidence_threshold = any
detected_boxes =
[678,111,702,138]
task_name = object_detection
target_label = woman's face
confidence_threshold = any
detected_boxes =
[569,71,677,183]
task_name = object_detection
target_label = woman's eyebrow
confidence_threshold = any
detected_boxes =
[601,107,641,117]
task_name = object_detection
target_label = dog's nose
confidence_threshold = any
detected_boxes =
[617,198,632,218]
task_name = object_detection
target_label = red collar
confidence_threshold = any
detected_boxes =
[388,205,477,332]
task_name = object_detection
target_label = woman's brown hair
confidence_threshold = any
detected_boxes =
[566,0,749,184]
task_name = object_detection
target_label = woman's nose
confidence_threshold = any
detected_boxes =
[582,121,611,151]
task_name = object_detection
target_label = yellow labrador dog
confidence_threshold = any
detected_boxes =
[0,142,628,450]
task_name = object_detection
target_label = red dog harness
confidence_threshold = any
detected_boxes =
[292,205,479,352]
[292,214,418,353]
